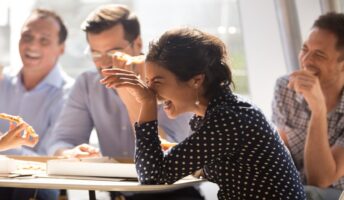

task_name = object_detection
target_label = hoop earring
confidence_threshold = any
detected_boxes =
[195,84,200,106]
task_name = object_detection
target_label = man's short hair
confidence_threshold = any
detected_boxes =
[30,8,68,44]
[81,4,140,42]
[313,12,344,59]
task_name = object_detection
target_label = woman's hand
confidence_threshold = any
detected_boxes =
[0,122,39,151]
[100,68,158,123]
[100,68,156,104]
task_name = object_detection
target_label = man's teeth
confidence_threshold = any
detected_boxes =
[26,52,41,58]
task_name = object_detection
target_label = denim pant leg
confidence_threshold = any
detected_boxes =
[0,187,14,200]
[304,185,342,200]
[12,188,59,200]
[118,187,204,200]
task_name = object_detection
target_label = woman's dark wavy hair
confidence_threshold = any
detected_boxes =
[146,27,233,99]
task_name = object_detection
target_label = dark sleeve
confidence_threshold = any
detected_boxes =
[134,108,238,185]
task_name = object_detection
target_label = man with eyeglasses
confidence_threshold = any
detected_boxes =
[47,4,203,200]
[0,8,74,200]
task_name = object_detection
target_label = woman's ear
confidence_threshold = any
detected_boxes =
[189,74,205,88]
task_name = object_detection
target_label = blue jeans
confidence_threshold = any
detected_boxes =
[305,185,342,200]
[111,187,204,200]
[0,187,59,200]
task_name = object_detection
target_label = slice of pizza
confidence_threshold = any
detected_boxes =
[159,137,177,151]
[0,113,39,138]
[111,52,145,65]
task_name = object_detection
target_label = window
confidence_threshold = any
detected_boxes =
[0,0,9,67]
[5,0,249,94]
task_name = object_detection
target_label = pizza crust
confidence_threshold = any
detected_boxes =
[0,113,38,138]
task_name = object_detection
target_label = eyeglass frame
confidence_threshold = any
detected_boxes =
[84,41,134,61]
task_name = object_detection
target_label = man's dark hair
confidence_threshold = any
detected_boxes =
[81,4,140,43]
[30,8,68,44]
[313,12,344,60]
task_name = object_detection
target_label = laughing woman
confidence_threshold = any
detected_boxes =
[101,27,306,200]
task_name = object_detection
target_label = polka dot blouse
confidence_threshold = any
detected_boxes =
[134,82,306,200]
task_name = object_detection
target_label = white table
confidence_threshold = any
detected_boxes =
[0,175,204,200]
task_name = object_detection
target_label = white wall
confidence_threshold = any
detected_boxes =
[239,0,287,118]
[239,0,322,118]
[9,0,36,71]
[295,0,322,40]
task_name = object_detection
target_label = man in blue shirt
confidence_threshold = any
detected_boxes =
[0,9,73,156]
[48,4,203,200]
[0,8,73,200]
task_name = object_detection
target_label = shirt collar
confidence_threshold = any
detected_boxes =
[336,89,344,114]
[15,64,65,90]
[40,64,65,88]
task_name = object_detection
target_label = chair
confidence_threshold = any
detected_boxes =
[339,191,344,200]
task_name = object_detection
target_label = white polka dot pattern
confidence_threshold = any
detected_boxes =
[135,84,306,200]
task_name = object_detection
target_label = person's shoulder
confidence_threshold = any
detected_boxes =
[231,93,265,116]
[69,69,102,94]
[75,70,99,82]
[1,66,19,78]
[0,67,20,86]
[273,74,302,110]
[210,92,248,116]
[273,74,296,97]
[60,71,75,90]
[275,74,289,88]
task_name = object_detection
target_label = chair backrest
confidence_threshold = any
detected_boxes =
[339,191,344,200]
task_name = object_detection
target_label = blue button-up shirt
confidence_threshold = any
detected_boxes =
[0,65,74,155]
[47,70,192,158]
